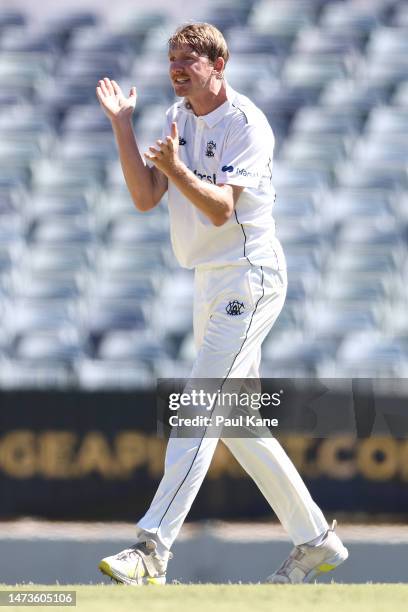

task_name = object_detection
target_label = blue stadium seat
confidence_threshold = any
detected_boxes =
[284,247,323,276]
[316,276,391,304]
[97,330,169,366]
[281,54,347,89]
[223,53,279,95]
[58,52,127,80]
[392,81,408,106]
[0,188,19,214]
[365,106,408,133]
[326,247,401,276]
[56,133,117,162]
[364,56,408,88]
[18,245,92,277]
[389,3,408,27]
[0,10,25,29]
[75,358,154,390]
[7,273,82,301]
[13,329,84,363]
[304,302,380,337]
[67,26,139,54]
[351,135,408,168]
[0,89,26,106]
[249,0,317,43]
[335,161,408,189]
[84,298,148,347]
[96,246,168,276]
[61,105,112,133]
[154,358,194,379]
[367,26,408,57]
[0,25,62,52]
[44,11,98,39]
[273,161,332,189]
[0,135,48,166]
[36,77,100,117]
[291,106,362,135]
[274,188,319,220]
[2,300,80,337]
[89,277,157,302]
[0,51,54,87]
[294,26,364,55]
[0,214,24,246]
[226,27,283,56]
[31,160,104,190]
[0,360,74,389]
[0,245,13,277]
[263,330,338,368]
[177,332,196,362]
[320,79,390,111]
[104,216,169,246]
[279,134,349,167]
[319,1,383,34]
[321,188,394,224]
[392,193,408,224]
[153,272,194,340]
[336,331,408,374]
[278,220,329,249]
[335,218,405,248]
[106,11,166,39]
[26,193,92,221]
[254,83,321,117]
[28,216,96,247]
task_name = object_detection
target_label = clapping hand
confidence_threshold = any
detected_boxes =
[144,122,180,175]
[96,77,137,122]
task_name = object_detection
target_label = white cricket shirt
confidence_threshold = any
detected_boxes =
[162,84,286,270]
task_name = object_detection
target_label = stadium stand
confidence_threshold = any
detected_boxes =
[0,1,407,387]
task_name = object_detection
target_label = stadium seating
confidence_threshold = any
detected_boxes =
[0,1,407,388]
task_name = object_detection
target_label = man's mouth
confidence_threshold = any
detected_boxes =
[174,77,190,84]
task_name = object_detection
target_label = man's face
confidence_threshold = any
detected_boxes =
[168,44,214,98]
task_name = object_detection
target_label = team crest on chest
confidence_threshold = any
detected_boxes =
[205,140,217,157]
[179,137,186,145]
[226,300,245,316]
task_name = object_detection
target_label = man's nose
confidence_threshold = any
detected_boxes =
[170,60,184,73]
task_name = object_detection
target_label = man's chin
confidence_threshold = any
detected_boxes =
[173,82,191,95]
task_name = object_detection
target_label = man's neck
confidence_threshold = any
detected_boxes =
[187,81,228,117]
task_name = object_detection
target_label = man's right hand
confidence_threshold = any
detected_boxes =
[96,77,137,123]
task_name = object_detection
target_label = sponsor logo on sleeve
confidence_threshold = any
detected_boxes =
[221,164,269,180]
[193,169,217,184]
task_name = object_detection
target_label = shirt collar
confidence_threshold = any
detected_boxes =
[177,82,238,128]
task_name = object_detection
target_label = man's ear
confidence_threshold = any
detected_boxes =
[213,57,225,78]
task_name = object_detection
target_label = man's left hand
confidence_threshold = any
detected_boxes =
[145,122,180,175]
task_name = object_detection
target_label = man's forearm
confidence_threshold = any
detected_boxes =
[167,160,233,226]
[111,117,157,211]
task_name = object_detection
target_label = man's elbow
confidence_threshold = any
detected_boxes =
[132,196,156,212]
[212,207,234,227]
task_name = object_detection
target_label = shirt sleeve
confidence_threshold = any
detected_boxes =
[216,115,274,189]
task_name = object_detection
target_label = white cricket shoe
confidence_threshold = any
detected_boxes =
[266,520,349,584]
[99,538,171,585]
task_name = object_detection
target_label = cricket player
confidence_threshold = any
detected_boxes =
[96,23,348,585]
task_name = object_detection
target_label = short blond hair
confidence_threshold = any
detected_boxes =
[168,22,229,66]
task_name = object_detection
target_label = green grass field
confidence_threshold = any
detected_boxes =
[1,584,406,612]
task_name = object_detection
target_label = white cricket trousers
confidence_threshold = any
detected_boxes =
[137,264,328,549]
